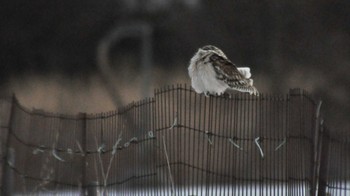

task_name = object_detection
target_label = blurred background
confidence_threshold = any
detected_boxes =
[0,0,349,134]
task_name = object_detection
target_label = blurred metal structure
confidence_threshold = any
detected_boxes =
[0,86,349,195]
[97,22,153,107]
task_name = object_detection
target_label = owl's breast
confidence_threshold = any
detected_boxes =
[189,63,228,94]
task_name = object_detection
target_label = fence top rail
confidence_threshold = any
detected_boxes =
[2,84,317,120]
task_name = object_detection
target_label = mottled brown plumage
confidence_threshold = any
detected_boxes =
[188,45,259,96]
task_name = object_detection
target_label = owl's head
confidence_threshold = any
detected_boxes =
[197,45,227,58]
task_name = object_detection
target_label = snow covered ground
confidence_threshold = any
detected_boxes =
[12,182,350,196]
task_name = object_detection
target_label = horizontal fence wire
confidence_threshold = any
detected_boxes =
[0,85,348,195]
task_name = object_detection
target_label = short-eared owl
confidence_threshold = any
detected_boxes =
[188,45,259,96]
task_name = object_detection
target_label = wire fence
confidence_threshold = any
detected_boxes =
[317,129,350,196]
[0,84,349,195]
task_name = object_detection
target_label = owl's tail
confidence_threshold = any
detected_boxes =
[233,86,259,96]
[249,86,259,96]
[231,79,259,96]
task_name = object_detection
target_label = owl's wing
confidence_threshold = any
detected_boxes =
[210,54,249,87]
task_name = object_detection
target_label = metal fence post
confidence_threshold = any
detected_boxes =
[317,125,329,196]
[288,89,319,195]
[312,101,323,196]
[1,95,16,196]
[79,113,87,196]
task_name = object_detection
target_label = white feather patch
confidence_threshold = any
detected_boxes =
[237,67,251,79]
[188,52,228,95]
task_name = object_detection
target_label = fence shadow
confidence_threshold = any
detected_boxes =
[0,84,348,195]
